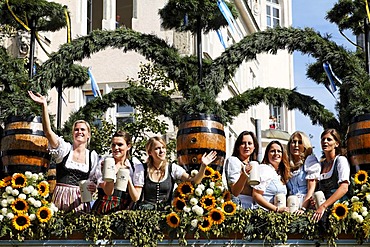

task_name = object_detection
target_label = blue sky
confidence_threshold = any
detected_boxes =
[292,0,355,157]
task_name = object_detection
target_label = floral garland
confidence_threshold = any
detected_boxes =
[165,166,238,238]
[0,172,57,233]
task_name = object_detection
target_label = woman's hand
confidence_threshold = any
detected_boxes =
[312,204,326,221]
[28,91,47,105]
[243,162,252,175]
[87,180,97,193]
[201,151,217,166]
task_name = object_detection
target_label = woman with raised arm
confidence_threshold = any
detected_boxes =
[223,131,258,209]
[312,129,350,221]
[93,131,144,214]
[139,136,217,210]
[252,140,290,212]
[28,91,99,212]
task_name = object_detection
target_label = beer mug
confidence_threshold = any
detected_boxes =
[103,157,116,182]
[287,195,299,213]
[115,168,130,191]
[274,193,286,208]
[314,191,326,209]
[79,180,92,203]
[248,161,260,186]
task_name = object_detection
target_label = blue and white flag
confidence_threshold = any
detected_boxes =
[323,62,342,99]
[88,67,102,99]
[216,30,227,49]
[217,0,241,38]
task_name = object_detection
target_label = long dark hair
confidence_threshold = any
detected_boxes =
[262,140,290,184]
[231,131,259,162]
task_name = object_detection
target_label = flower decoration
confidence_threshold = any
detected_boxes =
[354,170,368,185]
[0,172,57,232]
[166,166,238,235]
[332,203,348,220]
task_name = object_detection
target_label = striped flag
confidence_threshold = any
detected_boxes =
[88,67,102,99]
[323,62,342,98]
[217,0,242,38]
[216,30,227,49]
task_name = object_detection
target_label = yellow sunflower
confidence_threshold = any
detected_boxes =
[176,182,194,197]
[166,212,180,228]
[354,170,368,185]
[222,201,237,216]
[332,203,349,220]
[204,166,215,178]
[200,195,216,210]
[223,190,232,201]
[11,198,29,214]
[37,181,50,197]
[11,173,27,189]
[12,214,31,231]
[198,217,212,232]
[36,206,52,223]
[0,180,6,188]
[211,170,222,182]
[172,197,186,211]
[209,208,225,225]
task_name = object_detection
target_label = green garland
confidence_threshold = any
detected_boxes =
[0,209,357,247]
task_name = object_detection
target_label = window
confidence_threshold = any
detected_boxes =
[266,0,280,28]
[84,92,102,127]
[269,104,281,130]
[87,0,133,32]
[116,103,134,128]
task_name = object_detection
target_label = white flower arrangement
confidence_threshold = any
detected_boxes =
[165,166,238,233]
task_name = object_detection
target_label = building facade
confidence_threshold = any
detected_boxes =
[5,0,294,160]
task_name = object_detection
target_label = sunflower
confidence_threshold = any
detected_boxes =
[211,171,222,181]
[198,217,212,232]
[37,206,52,223]
[11,198,29,214]
[209,208,225,224]
[223,190,231,201]
[12,214,31,231]
[204,166,215,178]
[200,195,216,210]
[222,201,237,215]
[166,212,180,228]
[172,197,186,211]
[11,173,27,189]
[176,182,194,197]
[37,181,50,197]
[332,203,349,220]
[354,170,368,185]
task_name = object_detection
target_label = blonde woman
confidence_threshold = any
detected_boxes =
[287,131,320,213]
[29,91,100,212]
[139,136,217,210]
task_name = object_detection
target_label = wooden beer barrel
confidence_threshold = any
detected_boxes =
[347,113,370,172]
[1,116,50,175]
[177,114,226,172]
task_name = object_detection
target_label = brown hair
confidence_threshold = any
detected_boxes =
[112,130,132,159]
[321,128,342,156]
[232,131,259,162]
[262,140,290,184]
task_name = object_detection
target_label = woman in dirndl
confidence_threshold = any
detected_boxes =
[92,131,144,214]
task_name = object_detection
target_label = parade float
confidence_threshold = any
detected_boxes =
[2,0,370,246]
